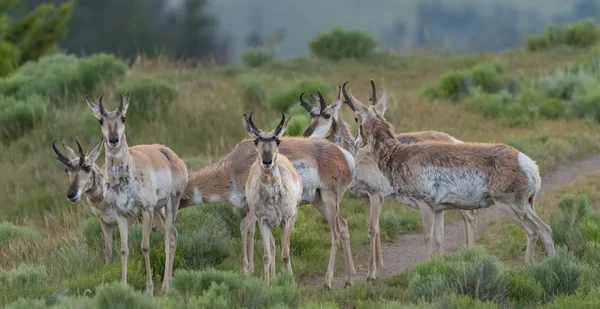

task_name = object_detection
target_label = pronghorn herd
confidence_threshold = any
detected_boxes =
[52,80,554,294]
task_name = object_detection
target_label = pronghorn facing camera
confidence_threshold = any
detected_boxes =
[300,83,476,279]
[52,138,167,265]
[180,129,357,289]
[342,81,554,261]
[243,112,303,285]
[86,93,188,295]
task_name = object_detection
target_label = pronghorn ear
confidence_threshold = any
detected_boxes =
[86,96,103,120]
[62,143,78,159]
[243,112,261,139]
[119,92,130,115]
[86,139,104,164]
[275,112,291,139]
[330,86,343,112]
[374,87,389,115]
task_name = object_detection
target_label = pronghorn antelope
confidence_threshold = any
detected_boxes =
[180,128,357,289]
[51,139,167,264]
[243,112,303,285]
[342,81,554,261]
[299,83,477,279]
[86,94,188,295]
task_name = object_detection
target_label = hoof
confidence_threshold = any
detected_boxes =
[344,281,353,288]
[367,276,376,282]
[323,283,332,291]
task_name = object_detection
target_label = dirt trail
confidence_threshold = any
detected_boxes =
[302,155,600,288]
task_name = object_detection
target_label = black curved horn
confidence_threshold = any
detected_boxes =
[52,140,71,166]
[118,94,124,113]
[75,138,85,164]
[342,81,355,111]
[275,111,286,134]
[299,93,314,113]
[317,89,327,111]
[98,95,106,115]
[369,79,377,105]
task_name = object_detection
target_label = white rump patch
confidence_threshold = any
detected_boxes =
[193,187,204,204]
[336,145,356,172]
[518,152,541,191]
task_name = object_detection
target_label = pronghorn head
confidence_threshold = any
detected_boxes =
[52,138,104,202]
[300,87,343,138]
[342,80,394,148]
[86,93,130,149]
[243,111,291,170]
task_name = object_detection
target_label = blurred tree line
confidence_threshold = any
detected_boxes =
[8,0,229,63]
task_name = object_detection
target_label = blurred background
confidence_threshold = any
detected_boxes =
[5,0,600,63]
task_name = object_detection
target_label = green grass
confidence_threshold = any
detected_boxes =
[1,44,600,307]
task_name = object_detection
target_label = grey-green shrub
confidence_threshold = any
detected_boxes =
[526,247,584,298]
[0,264,47,287]
[269,78,329,112]
[527,19,600,51]
[5,298,47,309]
[170,268,298,308]
[569,82,600,122]
[437,294,499,309]
[237,72,267,108]
[408,246,507,302]
[550,194,593,256]
[77,53,126,94]
[114,77,178,119]
[93,282,155,309]
[309,27,377,60]
[0,221,39,244]
[379,209,419,240]
[0,95,47,142]
[242,48,275,68]
[507,268,545,305]
[546,286,600,309]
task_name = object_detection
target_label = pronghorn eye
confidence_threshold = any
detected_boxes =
[253,139,258,146]
[98,119,103,125]
[276,139,281,146]
[121,116,126,123]
[323,114,331,119]
[83,166,91,172]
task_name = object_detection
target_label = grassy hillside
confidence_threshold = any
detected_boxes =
[1,44,600,307]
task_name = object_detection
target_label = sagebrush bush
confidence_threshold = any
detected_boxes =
[379,209,419,240]
[408,246,507,302]
[422,61,508,101]
[170,268,299,308]
[526,247,584,298]
[527,19,600,51]
[583,241,600,266]
[0,53,124,102]
[309,27,377,60]
[569,82,600,122]
[0,264,47,287]
[546,287,600,309]
[269,78,329,112]
[535,69,595,101]
[437,293,499,309]
[0,95,47,142]
[242,48,275,68]
[550,194,594,256]
[4,298,47,309]
[77,53,126,94]
[114,77,178,119]
[237,72,268,109]
[507,268,545,305]
[93,282,156,309]
[0,221,39,244]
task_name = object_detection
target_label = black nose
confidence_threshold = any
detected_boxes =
[67,192,76,200]
[109,137,119,144]
[262,159,272,166]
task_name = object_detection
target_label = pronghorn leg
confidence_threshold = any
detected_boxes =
[416,200,436,257]
[258,221,273,286]
[459,210,477,246]
[328,190,356,286]
[153,209,167,234]
[367,193,384,280]
[100,220,113,264]
[161,195,178,294]
[270,232,276,278]
[524,200,554,258]
[281,216,296,275]
[240,210,256,275]
[116,215,129,285]
[433,210,445,254]
[141,210,154,295]
[493,199,544,261]
[313,196,340,289]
